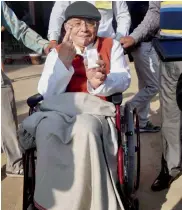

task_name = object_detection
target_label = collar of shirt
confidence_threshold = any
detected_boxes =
[74,42,95,58]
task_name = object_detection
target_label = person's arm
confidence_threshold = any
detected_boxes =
[38,49,74,99]
[87,39,131,96]
[38,27,77,99]
[47,1,70,42]
[130,1,160,44]
[1,1,49,54]
[113,1,131,41]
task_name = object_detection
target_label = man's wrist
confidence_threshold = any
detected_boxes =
[50,40,58,44]
[58,56,72,70]
[129,33,139,45]
[115,32,125,42]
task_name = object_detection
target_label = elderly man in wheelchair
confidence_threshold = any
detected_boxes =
[18,2,137,210]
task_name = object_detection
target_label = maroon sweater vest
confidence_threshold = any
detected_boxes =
[58,37,113,100]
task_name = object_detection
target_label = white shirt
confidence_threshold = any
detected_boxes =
[48,1,131,41]
[38,39,131,99]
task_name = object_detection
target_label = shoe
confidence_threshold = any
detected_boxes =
[139,121,161,133]
[151,170,182,192]
[151,171,172,191]
[152,155,182,192]
[6,169,24,178]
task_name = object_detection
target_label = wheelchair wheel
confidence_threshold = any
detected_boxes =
[23,149,36,210]
[133,108,140,191]
[124,104,140,195]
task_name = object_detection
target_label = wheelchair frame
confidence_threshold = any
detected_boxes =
[22,93,140,210]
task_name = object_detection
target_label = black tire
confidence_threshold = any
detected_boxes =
[124,104,140,195]
[134,109,140,191]
[23,149,36,210]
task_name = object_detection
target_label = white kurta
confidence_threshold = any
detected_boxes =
[38,39,131,99]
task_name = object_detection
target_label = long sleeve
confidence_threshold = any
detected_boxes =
[130,1,160,44]
[87,39,131,96]
[38,49,74,99]
[1,1,49,54]
[113,1,131,41]
[47,1,70,41]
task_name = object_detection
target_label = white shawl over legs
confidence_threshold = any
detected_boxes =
[18,93,125,210]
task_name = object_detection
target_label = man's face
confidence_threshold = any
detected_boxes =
[64,18,99,47]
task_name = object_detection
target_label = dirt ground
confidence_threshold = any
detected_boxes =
[1,61,182,210]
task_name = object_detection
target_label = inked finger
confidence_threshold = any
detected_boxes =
[63,26,72,43]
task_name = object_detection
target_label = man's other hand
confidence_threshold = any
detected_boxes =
[85,55,107,89]
[120,36,135,49]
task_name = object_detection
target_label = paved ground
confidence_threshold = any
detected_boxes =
[1,61,182,210]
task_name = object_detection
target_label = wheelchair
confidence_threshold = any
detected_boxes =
[22,93,141,210]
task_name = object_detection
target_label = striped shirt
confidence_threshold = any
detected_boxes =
[160,1,182,37]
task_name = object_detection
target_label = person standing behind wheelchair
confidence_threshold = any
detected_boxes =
[119,1,182,191]
[47,1,131,46]
[120,1,161,133]
[1,1,54,177]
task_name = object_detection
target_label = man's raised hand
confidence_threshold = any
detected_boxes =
[57,27,76,69]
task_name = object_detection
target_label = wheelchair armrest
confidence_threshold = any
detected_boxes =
[27,93,44,108]
[108,93,123,105]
